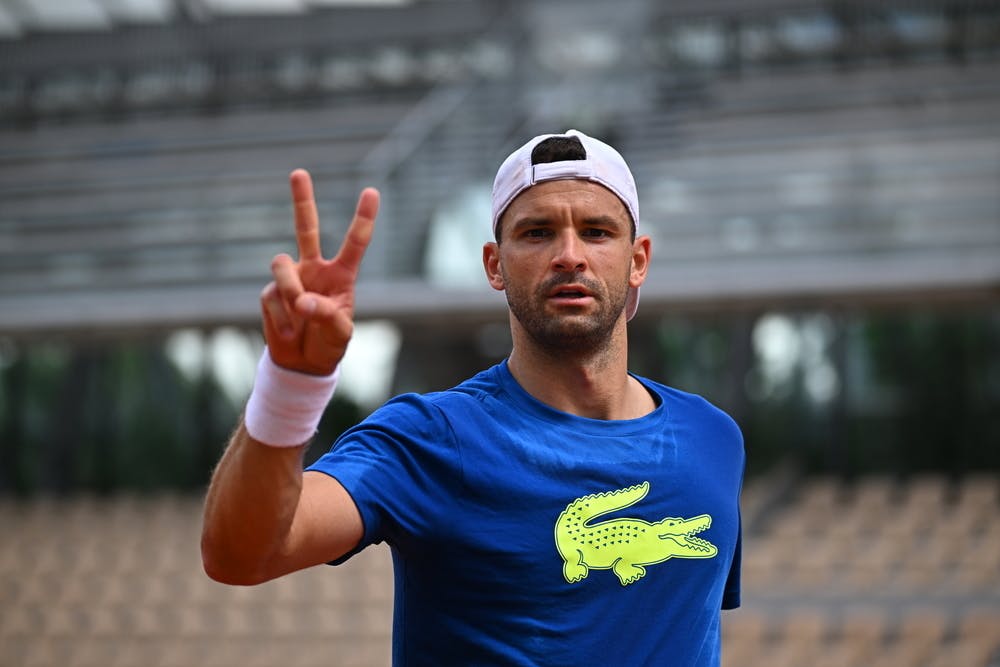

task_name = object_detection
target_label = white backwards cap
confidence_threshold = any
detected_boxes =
[490,129,641,321]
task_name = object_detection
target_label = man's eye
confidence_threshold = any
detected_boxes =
[583,228,610,238]
[525,228,549,238]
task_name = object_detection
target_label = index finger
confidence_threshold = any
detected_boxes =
[290,169,322,261]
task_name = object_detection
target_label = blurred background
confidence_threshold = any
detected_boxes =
[1,0,998,665]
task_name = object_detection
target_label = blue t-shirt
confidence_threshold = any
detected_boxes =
[308,360,744,666]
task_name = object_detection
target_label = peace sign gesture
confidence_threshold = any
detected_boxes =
[261,169,379,376]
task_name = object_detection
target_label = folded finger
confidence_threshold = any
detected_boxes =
[260,282,296,340]
[271,253,305,303]
[297,295,354,342]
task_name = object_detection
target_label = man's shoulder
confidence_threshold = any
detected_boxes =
[637,375,742,429]
[371,362,508,420]
[632,373,696,404]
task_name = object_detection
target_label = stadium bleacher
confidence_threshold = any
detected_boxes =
[1,474,997,666]
[2,1,998,336]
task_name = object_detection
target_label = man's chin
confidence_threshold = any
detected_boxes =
[508,295,626,350]
[527,315,619,351]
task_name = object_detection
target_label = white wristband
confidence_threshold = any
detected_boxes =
[244,348,340,447]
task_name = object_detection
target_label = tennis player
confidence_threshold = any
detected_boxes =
[202,130,744,666]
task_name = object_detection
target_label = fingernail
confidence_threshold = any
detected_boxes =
[301,297,317,313]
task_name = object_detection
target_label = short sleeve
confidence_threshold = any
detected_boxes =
[306,393,463,562]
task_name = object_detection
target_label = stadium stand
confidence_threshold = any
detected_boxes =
[1,0,997,336]
[728,473,1000,667]
[1,474,997,666]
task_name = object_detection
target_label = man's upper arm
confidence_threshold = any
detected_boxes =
[268,470,364,578]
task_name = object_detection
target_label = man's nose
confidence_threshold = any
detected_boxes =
[551,230,587,272]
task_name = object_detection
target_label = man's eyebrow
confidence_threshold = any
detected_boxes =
[510,216,553,231]
[512,214,625,227]
[507,214,629,234]
[581,214,627,228]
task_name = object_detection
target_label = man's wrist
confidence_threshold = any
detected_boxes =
[244,348,340,447]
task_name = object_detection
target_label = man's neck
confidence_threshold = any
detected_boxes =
[506,325,655,421]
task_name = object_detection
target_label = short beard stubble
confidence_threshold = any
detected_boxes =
[502,268,631,357]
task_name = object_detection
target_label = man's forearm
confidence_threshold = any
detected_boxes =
[201,420,309,585]
[201,175,374,585]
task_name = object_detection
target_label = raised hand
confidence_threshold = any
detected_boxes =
[260,169,379,375]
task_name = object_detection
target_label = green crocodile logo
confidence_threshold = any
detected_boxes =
[555,481,717,586]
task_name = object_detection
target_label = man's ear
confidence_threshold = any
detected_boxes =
[629,236,652,289]
[483,242,505,291]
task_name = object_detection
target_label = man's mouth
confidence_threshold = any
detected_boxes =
[548,285,595,303]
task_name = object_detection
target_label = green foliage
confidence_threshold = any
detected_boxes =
[0,335,365,497]
[1,307,997,496]
[633,307,1000,479]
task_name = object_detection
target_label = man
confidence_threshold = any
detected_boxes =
[202,130,744,665]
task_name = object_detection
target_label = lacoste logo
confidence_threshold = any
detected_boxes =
[554,482,717,586]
